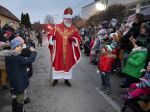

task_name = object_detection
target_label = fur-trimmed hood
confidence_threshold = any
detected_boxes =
[131,47,147,53]
[0,50,18,57]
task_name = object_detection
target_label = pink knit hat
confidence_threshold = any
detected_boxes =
[15,37,24,45]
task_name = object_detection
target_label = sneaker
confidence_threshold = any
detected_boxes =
[52,80,58,87]
[104,88,112,95]
[101,85,106,91]
[64,80,72,87]
[104,90,112,95]
[24,97,31,105]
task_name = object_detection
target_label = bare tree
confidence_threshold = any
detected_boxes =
[86,4,126,26]
[44,15,54,24]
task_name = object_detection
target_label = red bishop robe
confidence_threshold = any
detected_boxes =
[48,23,81,79]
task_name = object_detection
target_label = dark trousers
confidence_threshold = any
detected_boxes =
[101,72,111,88]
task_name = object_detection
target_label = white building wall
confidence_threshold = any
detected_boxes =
[82,2,98,20]
[108,0,137,5]
[81,0,148,20]
[81,0,137,20]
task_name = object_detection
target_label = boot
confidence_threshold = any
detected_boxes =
[104,88,111,95]
[12,98,17,112]
[101,85,106,91]
[16,102,25,112]
[52,80,58,87]
[24,97,31,105]
[64,80,72,87]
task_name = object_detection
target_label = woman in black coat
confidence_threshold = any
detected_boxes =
[120,13,144,53]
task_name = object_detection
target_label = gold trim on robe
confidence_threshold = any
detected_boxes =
[56,27,75,67]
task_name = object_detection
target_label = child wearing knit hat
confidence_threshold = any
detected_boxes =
[5,38,37,112]
[15,36,25,45]
[98,44,117,95]
[10,38,22,50]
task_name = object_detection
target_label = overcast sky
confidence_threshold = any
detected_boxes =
[0,0,94,23]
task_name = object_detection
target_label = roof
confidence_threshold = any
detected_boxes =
[0,5,20,22]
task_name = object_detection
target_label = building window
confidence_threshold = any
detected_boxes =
[148,0,150,5]
[141,7,147,11]
[141,1,147,7]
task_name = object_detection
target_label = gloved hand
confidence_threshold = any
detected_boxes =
[0,41,10,48]
[68,37,76,43]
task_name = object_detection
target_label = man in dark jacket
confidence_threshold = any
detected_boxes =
[2,22,16,41]
[5,38,37,112]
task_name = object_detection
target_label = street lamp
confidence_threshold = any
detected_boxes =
[95,2,106,11]
[136,0,142,13]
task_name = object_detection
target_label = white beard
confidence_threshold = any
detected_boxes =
[64,21,71,28]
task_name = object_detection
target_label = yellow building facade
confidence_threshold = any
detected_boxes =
[0,5,20,29]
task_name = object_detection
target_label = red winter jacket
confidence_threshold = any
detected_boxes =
[98,48,117,72]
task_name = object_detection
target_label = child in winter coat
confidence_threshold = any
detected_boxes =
[0,36,34,105]
[123,61,150,100]
[109,31,122,73]
[4,38,37,112]
[15,36,35,78]
[98,44,117,94]
[121,40,148,88]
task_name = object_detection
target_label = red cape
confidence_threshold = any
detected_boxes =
[48,23,81,72]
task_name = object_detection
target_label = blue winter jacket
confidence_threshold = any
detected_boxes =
[5,51,37,94]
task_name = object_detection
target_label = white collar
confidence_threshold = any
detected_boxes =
[132,47,146,52]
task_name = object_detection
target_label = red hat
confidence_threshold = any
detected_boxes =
[63,7,73,18]
[5,31,12,38]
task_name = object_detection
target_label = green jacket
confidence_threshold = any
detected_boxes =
[122,47,148,78]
